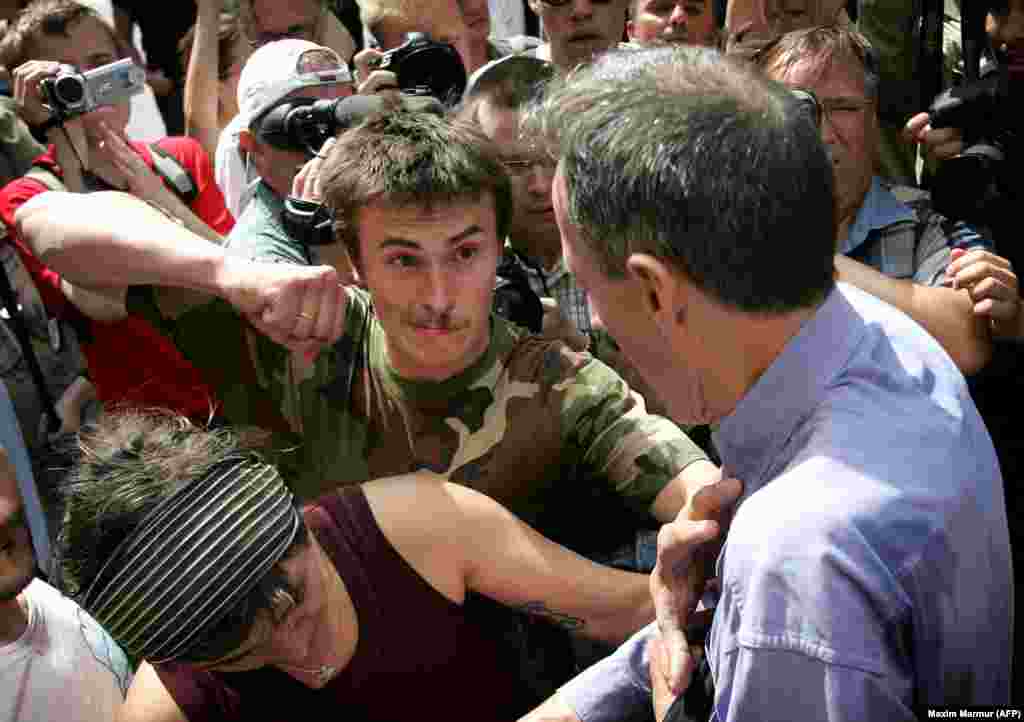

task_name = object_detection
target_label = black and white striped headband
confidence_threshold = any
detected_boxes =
[80,456,300,663]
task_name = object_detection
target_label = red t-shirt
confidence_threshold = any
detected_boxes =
[0,137,234,420]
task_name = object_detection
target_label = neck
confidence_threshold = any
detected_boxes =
[276,549,357,688]
[697,304,819,420]
[0,596,29,645]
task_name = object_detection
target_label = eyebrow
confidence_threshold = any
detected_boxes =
[377,225,485,251]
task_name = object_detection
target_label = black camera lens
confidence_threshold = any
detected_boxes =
[53,75,85,105]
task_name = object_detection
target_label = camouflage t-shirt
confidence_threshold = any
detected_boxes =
[251,289,707,552]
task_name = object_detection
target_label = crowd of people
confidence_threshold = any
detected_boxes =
[1,0,1021,720]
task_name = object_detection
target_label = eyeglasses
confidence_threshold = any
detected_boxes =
[817,96,874,122]
[789,88,873,129]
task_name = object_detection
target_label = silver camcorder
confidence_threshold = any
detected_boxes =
[41,58,145,119]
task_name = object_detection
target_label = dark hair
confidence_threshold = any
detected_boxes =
[320,108,513,265]
[54,410,310,665]
[0,0,125,70]
[177,12,247,82]
[529,45,835,313]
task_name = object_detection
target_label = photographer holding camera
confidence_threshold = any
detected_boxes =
[223,39,358,270]
[0,0,234,434]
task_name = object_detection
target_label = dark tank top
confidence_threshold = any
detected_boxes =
[155,487,525,721]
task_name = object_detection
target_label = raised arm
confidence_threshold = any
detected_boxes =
[181,0,225,163]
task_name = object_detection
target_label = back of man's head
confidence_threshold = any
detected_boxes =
[0,0,118,70]
[320,109,512,266]
[532,45,835,314]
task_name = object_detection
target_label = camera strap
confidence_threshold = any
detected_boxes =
[148,143,198,205]
[0,244,62,433]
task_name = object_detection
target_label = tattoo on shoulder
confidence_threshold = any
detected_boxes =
[517,602,585,632]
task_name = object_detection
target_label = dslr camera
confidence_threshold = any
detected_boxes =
[257,93,442,155]
[372,32,467,106]
[274,94,443,246]
[41,58,146,120]
[926,66,1015,225]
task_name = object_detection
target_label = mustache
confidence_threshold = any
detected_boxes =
[404,309,469,331]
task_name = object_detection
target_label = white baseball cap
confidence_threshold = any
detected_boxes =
[237,39,353,128]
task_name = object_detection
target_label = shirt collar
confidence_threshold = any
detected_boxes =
[839,176,915,255]
[712,285,867,499]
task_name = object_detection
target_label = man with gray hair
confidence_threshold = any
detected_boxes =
[755,25,997,377]
[521,44,1011,722]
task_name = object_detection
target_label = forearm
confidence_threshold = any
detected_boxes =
[182,0,222,162]
[148,184,224,245]
[650,459,721,524]
[16,190,230,294]
[835,255,992,374]
[456,484,654,644]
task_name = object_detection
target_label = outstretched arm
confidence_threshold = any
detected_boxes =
[17,190,228,291]
[365,476,654,645]
[16,190,347,351]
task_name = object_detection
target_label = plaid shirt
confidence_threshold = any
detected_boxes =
[506,248,593,335]
[840,177,994,287]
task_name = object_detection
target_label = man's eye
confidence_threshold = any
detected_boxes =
[388,255,419,268]
[455,246,480,262]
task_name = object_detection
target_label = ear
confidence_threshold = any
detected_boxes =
[625,253,686,330]
[527,0,542,14]
[626,19,636,40]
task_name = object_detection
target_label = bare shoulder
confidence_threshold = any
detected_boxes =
[118,662,189,722]
[359,474,468,601]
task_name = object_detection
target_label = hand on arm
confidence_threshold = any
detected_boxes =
[946,248,1023,340]
[834,253,992,374]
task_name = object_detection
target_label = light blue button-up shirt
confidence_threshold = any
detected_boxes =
[561,284,1012,721]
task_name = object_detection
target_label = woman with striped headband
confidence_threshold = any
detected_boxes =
[52,409,663,721]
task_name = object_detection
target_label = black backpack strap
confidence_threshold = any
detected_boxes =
[0,248,62,433]
[148,142,198,205]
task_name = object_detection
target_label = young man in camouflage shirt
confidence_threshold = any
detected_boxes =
[17,109,718,559]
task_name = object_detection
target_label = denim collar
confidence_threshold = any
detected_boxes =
[839,177,916,255]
